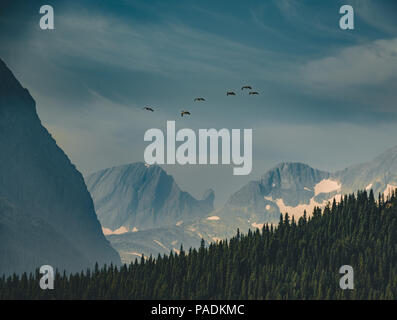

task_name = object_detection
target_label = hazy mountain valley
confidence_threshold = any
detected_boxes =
[86,150,397,263]
[1,56,397,276]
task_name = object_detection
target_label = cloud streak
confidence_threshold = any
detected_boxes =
[1,0,397,205]
[299,37,397,112]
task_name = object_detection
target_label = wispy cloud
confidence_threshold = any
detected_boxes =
[299,37,397,111]
[274,0,301,19]
[2,0,397,205]
[302,37,397,87]
[38,13,284,79]
[347,0,397,35]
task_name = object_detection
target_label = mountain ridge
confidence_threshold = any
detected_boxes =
[0,59,120,275]
[99,148,397,262]
[86,162,215,232]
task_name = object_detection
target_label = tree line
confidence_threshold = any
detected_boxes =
[1,190,396,299]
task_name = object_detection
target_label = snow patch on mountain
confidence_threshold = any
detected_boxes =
[207,216,220,221]
[383,184,397,199]
[251,222,264,229]
[102,226,138,235]
[153,239,168,250]
[104,226,128,235]
[314,179,341,195]
[272,194,342,219]
[124,252,148,259]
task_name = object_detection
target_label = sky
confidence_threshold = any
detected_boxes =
[1,0,397,206]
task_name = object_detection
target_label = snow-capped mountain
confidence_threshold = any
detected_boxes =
[0,59,120,275]
[85,163,215,233]
[222,162,334,226]
[218,153,397,231]
[97,149,397,263]
[334,145,397,198]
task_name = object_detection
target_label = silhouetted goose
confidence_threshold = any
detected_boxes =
[226,91,236,96]
[143,106,154,112]
[241,86,252,90]
[181,110,191,117]
[249,91,259,95]
[194,98,206,102]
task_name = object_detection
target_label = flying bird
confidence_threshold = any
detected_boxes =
[194,98,206,102]
[181,110,191,117]
[249,91,259,95]
[227,91,236,96]
[143,106,155,112]
[241,86,252,90]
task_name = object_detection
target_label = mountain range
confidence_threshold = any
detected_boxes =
[2,57,397,271]
[87,148,397,263]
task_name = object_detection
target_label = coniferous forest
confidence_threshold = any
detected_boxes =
[1,190,396,300]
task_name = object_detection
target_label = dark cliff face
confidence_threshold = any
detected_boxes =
[0,59,120,275]
[0,198,90,275]
[86,163,215,230]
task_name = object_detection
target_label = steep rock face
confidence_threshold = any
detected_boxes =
[259,162,331,206]
[225,162,330,221]
[0,198,89,275]
[334,145,397,197]
[0,59,120,275]
[85,163,215,231]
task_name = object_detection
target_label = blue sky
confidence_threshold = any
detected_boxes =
[1,0,397,205]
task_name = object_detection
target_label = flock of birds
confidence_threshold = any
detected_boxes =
[142,85,259,117]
